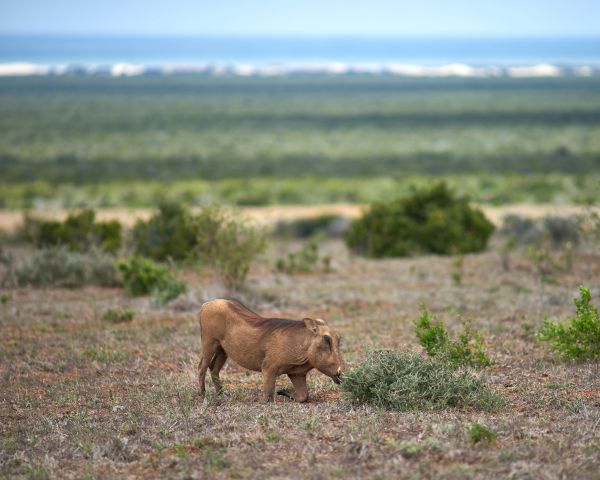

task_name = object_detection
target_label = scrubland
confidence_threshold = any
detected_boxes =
[1,215,599,479]
[1,73,599,478]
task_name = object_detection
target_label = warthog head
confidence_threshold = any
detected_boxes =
[304,317,346,384]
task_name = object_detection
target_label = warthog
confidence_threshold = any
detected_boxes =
[198,299,346,402]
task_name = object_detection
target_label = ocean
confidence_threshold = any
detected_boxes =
[1,35,599,76]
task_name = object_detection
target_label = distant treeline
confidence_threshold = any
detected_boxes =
[1,75,599,206]
[1,175,598,209]
[2,152,599,184]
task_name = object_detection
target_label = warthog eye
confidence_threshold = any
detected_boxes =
[323,335,332,348]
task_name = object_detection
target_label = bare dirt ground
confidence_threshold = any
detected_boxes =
[1,236,600,479]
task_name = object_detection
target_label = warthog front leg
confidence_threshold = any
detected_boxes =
[261,368,278,402]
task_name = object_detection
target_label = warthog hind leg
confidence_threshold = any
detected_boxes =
[198,340,220,401]
[209,346,228,394]
[289,373,309,402]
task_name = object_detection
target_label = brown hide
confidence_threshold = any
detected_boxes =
[198,299,345,402]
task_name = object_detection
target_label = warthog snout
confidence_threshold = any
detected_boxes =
[331,366,344,384]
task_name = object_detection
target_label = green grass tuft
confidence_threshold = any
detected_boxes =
[468,423,498,445]
[101,308,135,324]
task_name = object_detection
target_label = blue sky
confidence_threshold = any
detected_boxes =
[1,0,599,37]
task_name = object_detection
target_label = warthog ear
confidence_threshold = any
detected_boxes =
[303,318,319,334]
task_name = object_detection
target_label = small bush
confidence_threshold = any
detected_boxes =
[468,423,497,445]
[151,275,188,305]
[131,201,198,261]
[276,241,332,274]
[341,350,504,411]
[273,215,348,239]
[195,206,266,290]
[413,309,491,368]
[22,209,122,253]
[543,216,580,247]
[345,182,494,257]
[537,286,600,361]
[451,255,465,286]
[501,214,581,248]
[413,309,449,357]
[102,308,135,323]
[500,215,543,246]
[13,247,121,288]
[0,247,15,287]
[118,256,186,304]
[118,256,170,296]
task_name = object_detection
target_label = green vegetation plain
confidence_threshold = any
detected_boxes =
[1,74,599,207]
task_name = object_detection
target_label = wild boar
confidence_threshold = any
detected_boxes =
[198,299,345,402]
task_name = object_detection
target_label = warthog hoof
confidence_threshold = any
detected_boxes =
[276,388,293,398]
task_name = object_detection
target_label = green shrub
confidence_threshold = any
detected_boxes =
[276,241,332,274]
[102,308,135,323]
[195,206,266,290]
[151,275,188,305]
[413,309,449,357]
[131,201,198,261]
[340,350,504,411]
[413,308,491,368]
[344,182,495,257]
[117,256,186,304]
[467,423,497,445]
[22,209,122,253]
[13,247,121,288]
[537,286,600,361]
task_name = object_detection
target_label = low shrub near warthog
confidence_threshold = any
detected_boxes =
[8,246,121,288]
[345,182,494,258]
[21,209,122,253]
[341,350,504,411]
[538,286,600,361]
[414,308,491,368]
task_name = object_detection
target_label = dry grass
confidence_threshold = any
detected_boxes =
[1,237,599,479]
